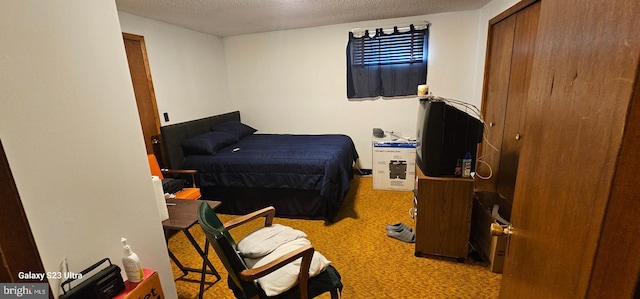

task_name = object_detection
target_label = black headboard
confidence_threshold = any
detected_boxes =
[160,111,241,168]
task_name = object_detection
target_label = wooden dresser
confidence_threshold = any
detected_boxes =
[413,166,474,261]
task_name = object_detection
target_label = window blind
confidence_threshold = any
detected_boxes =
[346,23,429,99]
[351,27,426,66]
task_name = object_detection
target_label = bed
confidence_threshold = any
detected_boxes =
[160,111,358,222]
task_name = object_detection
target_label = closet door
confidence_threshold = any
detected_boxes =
[475,14,515,193]
[476,0,540,205]
[495,2,540,201]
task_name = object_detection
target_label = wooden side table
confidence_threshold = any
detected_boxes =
[163,199,222,298]
[414,167,474,261]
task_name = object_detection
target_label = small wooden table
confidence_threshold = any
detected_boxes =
[162,199,222,298]
[414,167,474,261]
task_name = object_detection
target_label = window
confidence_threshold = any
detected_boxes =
[347,24,429,99]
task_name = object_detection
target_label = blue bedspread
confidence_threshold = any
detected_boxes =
[183,134,359,203]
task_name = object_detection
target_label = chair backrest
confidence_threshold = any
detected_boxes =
[198,202,261,298]
[147,154,164,179]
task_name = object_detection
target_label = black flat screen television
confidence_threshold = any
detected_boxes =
[416,99,483,177]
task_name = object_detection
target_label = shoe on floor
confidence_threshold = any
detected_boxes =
[386,222,412,232]
[387,227,415,243]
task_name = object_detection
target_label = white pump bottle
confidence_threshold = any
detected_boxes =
[121,237,144,282]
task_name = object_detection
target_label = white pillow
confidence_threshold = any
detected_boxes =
[244,238,331,297]
[236,224,307,258]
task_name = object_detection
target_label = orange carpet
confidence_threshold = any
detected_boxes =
[167,176,501,298]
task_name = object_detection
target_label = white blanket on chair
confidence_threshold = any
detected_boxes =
[239,225,331,297]
[237,224,307,258]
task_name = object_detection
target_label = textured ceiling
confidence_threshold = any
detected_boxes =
[115,0,491,37]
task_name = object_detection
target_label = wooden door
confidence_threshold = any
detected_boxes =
[499,0,640,298]
[474,13,514,192]
[0,141,51,296]
[495,2,540,201]
[122,33,164,163]
[586,62,640,298]
[475,0,540,205]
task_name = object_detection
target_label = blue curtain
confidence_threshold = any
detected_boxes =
[347,25,429,99]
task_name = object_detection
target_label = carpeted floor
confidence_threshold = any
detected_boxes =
[167,176,501,298]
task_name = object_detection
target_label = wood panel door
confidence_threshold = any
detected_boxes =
[499,0,640,298]
[475,0,540,205]
[122,33,164,164]
[495,2,540,201]
[0,141,50,295]
[474,13,514,192]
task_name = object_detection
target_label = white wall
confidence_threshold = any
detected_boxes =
[224,11,483,169]
[472,0,521,103]
[115,1,518,170]
[0,1,176,298]
[118,12,235,125]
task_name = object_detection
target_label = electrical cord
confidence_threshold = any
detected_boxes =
[384,130,410,141]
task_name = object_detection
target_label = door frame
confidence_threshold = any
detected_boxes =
[122,33,166,166]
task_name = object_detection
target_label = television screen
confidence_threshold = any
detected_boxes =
[416,99,483,177]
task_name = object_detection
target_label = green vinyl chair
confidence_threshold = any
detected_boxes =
[197,203,342,299]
